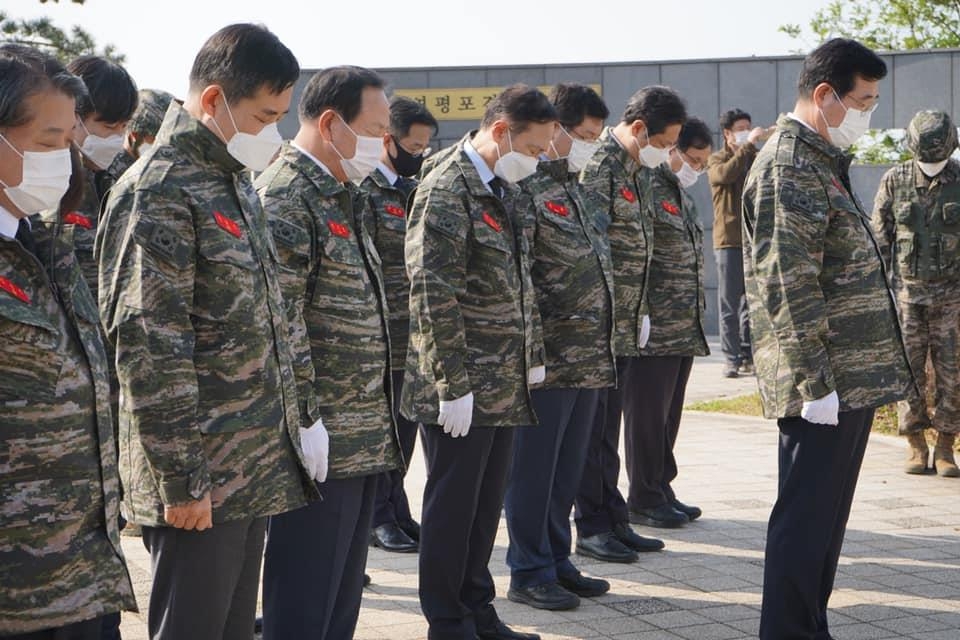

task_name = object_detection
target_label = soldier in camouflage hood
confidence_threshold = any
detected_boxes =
[503,84,624,612]
[404,84,555,640]
[873,109,960,477]
[742,39,914,639]
[98,25,322,640]
[625,118,712,532]
[0,45,136,637]
[255,66,402,640]
[362,96,438,554]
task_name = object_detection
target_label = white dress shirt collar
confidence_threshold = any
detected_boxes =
[464,139,496,193]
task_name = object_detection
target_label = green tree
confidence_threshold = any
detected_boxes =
[0,11,123,64]
[780,0,960,51]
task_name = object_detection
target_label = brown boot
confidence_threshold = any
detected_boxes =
[904,431,929,474]
[933,433,959,477]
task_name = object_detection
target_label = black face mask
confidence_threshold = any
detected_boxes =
[388,136,425,177]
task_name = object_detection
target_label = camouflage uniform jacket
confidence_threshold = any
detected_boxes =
[97,103,316,526]
[640,165,710,357]
[256,144,401,479]
[580,127,653,358]
[517,157,616,389]
[361,166,417,371]
[0,219,135,633]
[742,115,914,418]
[97,150,137,205]
[871,159,960,304]
[402,137,541,426]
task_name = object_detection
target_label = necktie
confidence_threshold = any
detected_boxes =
[15,218,36,256]
[489,177,505,199]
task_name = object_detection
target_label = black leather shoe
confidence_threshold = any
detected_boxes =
[613,522,665,552]
[557,571,609,598]
[254,617,262,633]
[363,573,371,588]
[477,621,541,640]
[370,523,418,552]
[507,582,580,610]
[670,498,702,521]
[398,518,421,542]
[575,531,638,563]
[629,504,689,529]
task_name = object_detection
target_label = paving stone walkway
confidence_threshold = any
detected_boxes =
[119,341,960,639]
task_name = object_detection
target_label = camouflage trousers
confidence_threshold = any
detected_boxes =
[897,298,960,435]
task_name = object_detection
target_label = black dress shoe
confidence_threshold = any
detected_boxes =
[477,621,541,640]
[613,522,665,552]
[254,616,262,633]
[629,503,689,529]
[507,582,579,610]
[363,573,371,588]
[575,531,638,563]
[370,522,418,552]
[557,571,609,598]
[398,518,421,542]
[670,498,702,521]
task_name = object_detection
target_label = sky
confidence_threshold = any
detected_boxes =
[4,0,836,97]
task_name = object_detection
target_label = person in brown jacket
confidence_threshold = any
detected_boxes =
[706,108,772,377]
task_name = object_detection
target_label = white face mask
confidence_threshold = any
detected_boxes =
[79,120,124,170]
[332,113,382,184]
[494,130,539,183]
[675,154,702,189]
[560,127,600,173]
[917,158,949,177]
[210,97,283,172]
[137,142,154,158]
[0,133,72,215]
[733,130,751,146]
[821,88,873,149]
[635,128,671,168]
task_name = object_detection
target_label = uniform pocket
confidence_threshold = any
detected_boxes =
[0,477,97,529]
[0,298,63,403]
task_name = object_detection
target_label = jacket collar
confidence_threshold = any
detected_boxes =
[156,101,245,175]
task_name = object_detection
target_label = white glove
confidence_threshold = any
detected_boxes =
[527,365,546,385]
[438,392,474,438]
[801,390,839,426]
[299,418,329,482]
[638,315,651,349]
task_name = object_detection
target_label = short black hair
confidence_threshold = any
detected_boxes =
[549,83,609,130]
[677,117,713,152]
[389,96,438,138]
[622,86,687,135]
[189,23,299,102]
[797,38,887,99]
[68,55,138,124]
[299,66,385,123]
[719,108,751,131]
[0,44,88,129]
[480,83,558,133]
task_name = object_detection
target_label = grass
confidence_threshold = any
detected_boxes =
[686,393,937,443]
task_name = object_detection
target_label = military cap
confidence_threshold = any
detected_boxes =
[907,110,958,162]
[128,88,176,136]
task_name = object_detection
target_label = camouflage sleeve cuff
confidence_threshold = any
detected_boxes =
[797,377,835,403]
[157,465,212,506]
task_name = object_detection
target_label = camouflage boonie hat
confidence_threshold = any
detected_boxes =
[127,89,176,136]
[906,110,958,162]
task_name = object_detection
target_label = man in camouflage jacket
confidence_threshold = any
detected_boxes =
[742,39,914,639]
[873,109,960,477]
[0,45,135,638]
[403,84,555,640]
[626,119,713,531]
[97,25,318,640]
[255,66,401,640]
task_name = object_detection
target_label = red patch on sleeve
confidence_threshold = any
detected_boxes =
[620,186,636,203]
[213,211,242,238]
[0,276,30,304]
[63,211,93,229]
[328,221,351,238]
[661,200,680,215]
[482,212,502,232]
[545,201,569,217]
[385,204,405,218]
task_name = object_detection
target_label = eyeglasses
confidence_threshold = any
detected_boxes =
[839,91,880,114]
[395,136,432,158]
[678,149,706,171]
